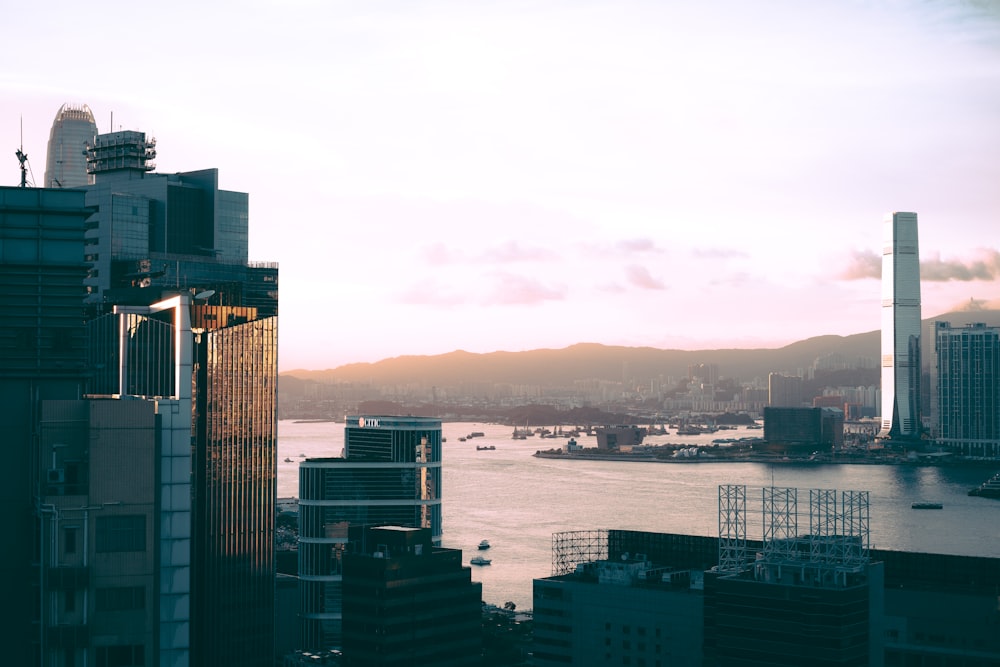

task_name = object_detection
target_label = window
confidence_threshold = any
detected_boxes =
[96,516,145,552]
[96,586,145,611]
[64,528,77,555]
[96,645,144,667]
[64,589,75,613]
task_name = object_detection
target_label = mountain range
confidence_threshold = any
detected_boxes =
[281,308,1000,389]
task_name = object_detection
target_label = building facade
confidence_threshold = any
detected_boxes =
[933,321,1000,458]
[879,211,922,441]
[82,130,277,317]
[762,406,844,452]
[44,103,98,189]
[341,525,481,666]
[299,416,443,651]
[768,372,803,408]
[0,186,93,665]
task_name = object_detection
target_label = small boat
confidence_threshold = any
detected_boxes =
[911,502,943,510]
[470,556,492,566]
[284,458,293,463]
[476,445,496,451]
[478,540,490,550]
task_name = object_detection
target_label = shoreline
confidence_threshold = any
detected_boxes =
[532,450,1000,468]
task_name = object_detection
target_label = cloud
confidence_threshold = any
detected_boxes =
[838,249,881,280]
[396,278,468,307]
[693,247,749,259]
[837,248,1000,282]
[922,249,1000,282]
[489,241,557,262]
[616,238,661,253]
[483,272,567,305]
[422,243,459,264]
[625,264,665,290]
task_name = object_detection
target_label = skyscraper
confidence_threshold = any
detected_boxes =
[44,103,98,188]
[0,185,92,666]
[878,212,922,441]
[933,321,1000,458]
[299,416,443,650]
[82,130,278,317]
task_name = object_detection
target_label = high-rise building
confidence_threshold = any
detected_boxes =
[341,525,481,666]
[299,416,443,650]
[0,185,92,666]
[932,321,1000,458]
[878,211,922,441]
[82,130,277,317]
[44,103,98,188]
[767,372,803,407]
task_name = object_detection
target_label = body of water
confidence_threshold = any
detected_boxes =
[278,420,1000,610]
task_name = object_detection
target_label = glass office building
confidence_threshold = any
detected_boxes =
[299,416,443,650]
[879,212,922,440]
[45,103,98,189]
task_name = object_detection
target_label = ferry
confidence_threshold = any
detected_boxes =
[470,556,492,566]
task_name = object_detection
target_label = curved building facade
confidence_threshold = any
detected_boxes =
[879,211,922,440]
[44,103,97,188]
[298,416,442,650]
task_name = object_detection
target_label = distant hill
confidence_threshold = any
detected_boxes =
[282,308,1000,388]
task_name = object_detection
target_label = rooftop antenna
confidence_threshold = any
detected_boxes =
[15,116,33,188]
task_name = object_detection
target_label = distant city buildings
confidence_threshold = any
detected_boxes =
[44,103,98,188]
[932,322,1000,457]
[299,416,443,651]
[879,211,922,441]
[767,372,803,407]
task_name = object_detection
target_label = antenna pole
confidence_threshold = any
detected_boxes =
[16,115,29,188]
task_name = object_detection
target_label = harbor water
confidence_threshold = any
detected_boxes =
[278,420,1000,610]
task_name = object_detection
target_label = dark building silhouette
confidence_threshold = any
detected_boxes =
[341,526,481,666]
[0,186,92,666]
[763,406,844,452]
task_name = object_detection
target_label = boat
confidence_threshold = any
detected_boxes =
[284,458,293,463]
[476,445,496,451]
[470,556,492,566]
[911,502,943,510]
[969,472,1000,499]
[478,540,490,550]
[469,431,485,438]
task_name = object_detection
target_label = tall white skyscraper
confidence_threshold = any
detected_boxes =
[878,211,922,440]
[44,103,97,188]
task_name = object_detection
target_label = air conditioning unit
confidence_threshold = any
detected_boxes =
[47,468,66,484]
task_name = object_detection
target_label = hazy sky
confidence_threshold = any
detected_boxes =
[4,1,1000,370]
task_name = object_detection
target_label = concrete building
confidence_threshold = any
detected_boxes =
[879,211,922,442]
[341,526,481,666]
[932,321,1000,458]
[768,372,803,407]
[44,103,98,188]
[299,416,443,651]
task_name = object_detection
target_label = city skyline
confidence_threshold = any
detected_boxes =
[4,1,1000,370]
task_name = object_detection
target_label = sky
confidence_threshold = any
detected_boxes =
[3,1,1000,371]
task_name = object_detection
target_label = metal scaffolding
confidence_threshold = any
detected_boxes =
[718,484,747,573]
[762,486,797,561]
[551,529,608,576]
[809,488,839,563]
[840,490,870,566]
